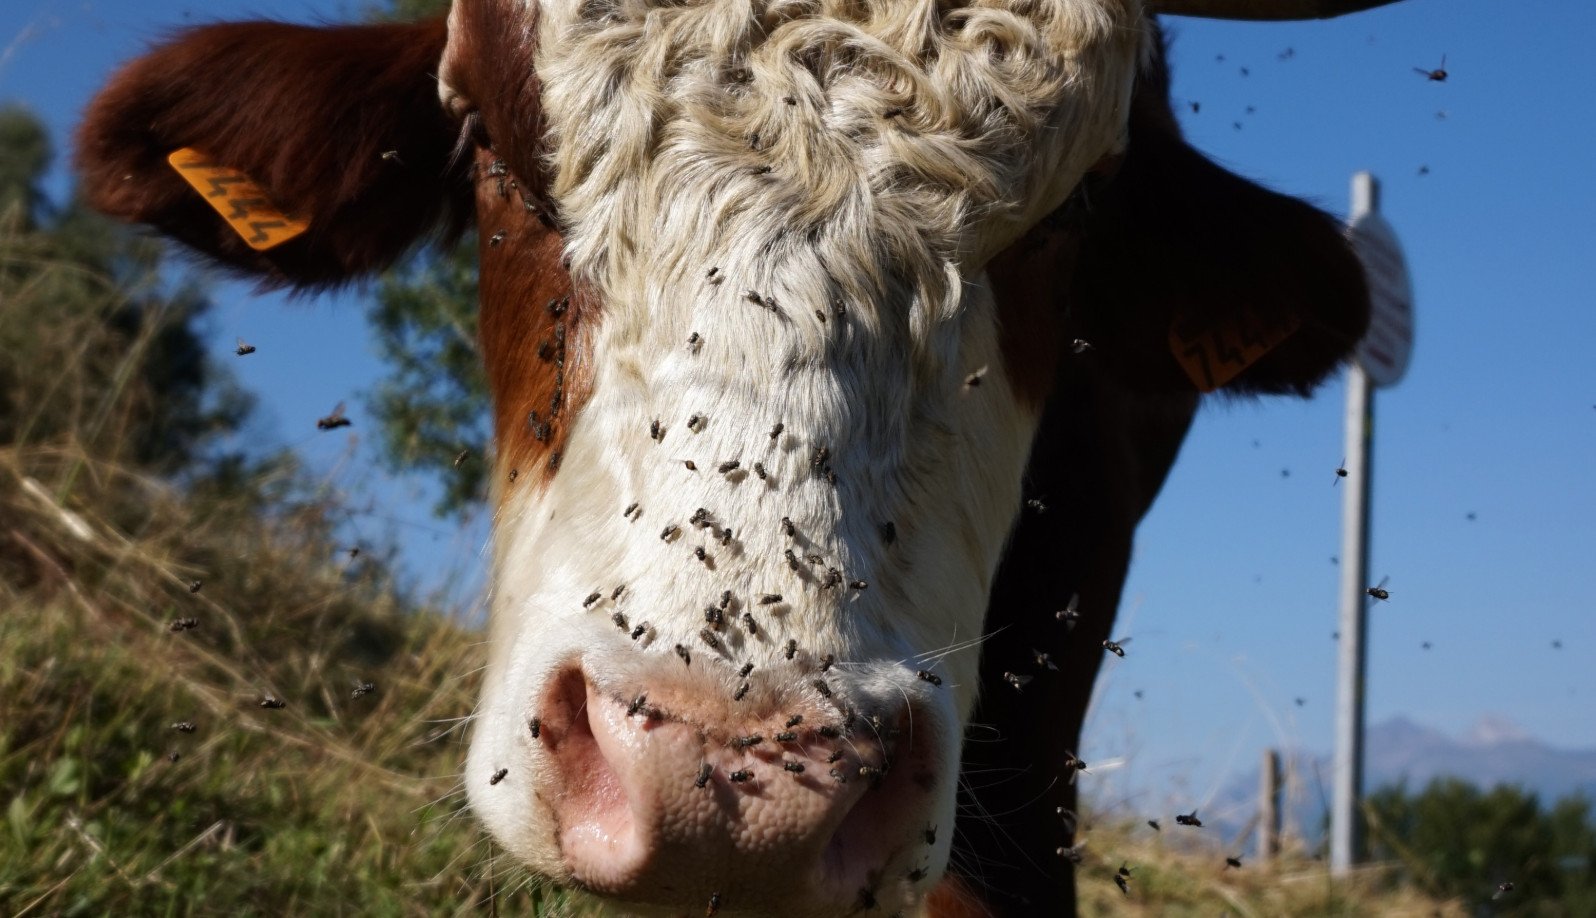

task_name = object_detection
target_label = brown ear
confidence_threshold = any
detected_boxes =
[1065,49,1370,396]
[75,18,471,289]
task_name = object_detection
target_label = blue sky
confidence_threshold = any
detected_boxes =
[4,0,1594,829]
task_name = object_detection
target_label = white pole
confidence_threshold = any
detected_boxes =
[1331,172,1379,876]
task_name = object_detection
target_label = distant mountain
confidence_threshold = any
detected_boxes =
[1197,716,1596,850]
[1365,715,1596,804]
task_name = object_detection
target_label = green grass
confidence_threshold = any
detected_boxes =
[0,462,560,917]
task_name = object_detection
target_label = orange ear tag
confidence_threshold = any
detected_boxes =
[1168,310,1303,393]
[166,148,310,251]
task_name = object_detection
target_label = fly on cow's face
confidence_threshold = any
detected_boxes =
[628,693,649,717]
[916,670,942,686]
[811,678,832,697]
[783,761,805,775]
[695,762,713,788]
[350,681,376,699]
[741,612,757,634]
[1366,576,1391,601]
[489,768,508,785]
[583,591,602,609]
[924,825,937,846]
[528,717,541,739]
[259,695,285,709]
[704,606,724,629]
[694,545,708,562]
[705,892,721,917]
[784,639,798,660]
[759,593,782,605]
[733,682,751,701]
[738,662,755,679]
[650,419,663,441]
[753,462,767,480]
[826,749,845,763]
[717,460,739,474]
[675,644,691,666]
[169,617,198,632]
[611,611,629,631]
[729,769,753,783]
[699,628,721,650]
[172,721,197,733]
[769,421,784,440]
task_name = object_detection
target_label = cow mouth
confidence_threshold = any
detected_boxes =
[532,664,938,915]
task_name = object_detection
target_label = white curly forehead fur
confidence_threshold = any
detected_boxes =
[467,0,1145,901]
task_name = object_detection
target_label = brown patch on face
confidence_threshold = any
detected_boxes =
[443,0,549,195]
[474,147,592,495]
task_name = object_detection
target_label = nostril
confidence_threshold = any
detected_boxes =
[540,667,639,885]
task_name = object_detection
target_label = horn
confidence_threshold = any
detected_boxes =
[1147,0,1403,20]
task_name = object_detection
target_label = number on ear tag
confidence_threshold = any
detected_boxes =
[166,148,309,251]
[1169,310,1302,392]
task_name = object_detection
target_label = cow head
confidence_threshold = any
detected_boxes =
[76,1,1400,914]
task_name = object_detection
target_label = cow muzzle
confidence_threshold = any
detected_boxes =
[514,663,947,916]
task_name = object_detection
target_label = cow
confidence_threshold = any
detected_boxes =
[75,1,1404,914]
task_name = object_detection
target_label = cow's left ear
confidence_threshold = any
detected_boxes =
[75,18,470,289]
[1063,63,1370,397]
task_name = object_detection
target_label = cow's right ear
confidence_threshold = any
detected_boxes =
[75,18,471,289]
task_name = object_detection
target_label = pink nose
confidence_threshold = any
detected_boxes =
[529,666,935,914]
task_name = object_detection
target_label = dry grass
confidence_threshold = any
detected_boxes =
[1071,818,1465,916]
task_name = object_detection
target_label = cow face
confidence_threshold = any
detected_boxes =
[444,2,1141,910]
[75,1,1392,914]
